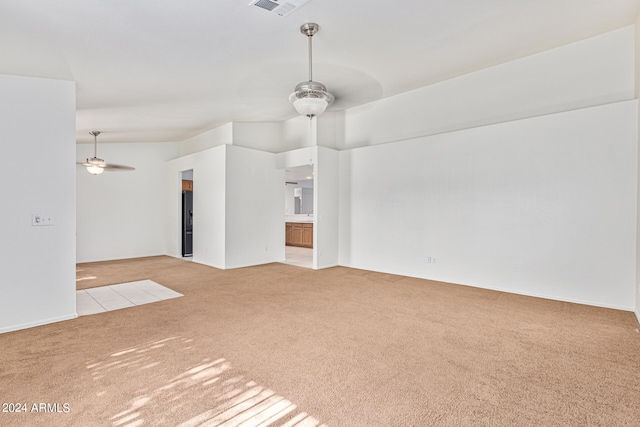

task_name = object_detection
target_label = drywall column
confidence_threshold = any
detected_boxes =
[635,15,640,323]
[315,146,340,268]
[166,144,284,269]
[224,145,284,268]
[0,74,76,333]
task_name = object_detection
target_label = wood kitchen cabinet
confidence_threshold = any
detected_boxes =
[292,224,303,246]
[285,222,313,248]
[182,180,193,192]
[285,223,293,245]
[302,223,313,247]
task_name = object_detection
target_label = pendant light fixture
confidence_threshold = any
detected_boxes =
[289,23,334,117]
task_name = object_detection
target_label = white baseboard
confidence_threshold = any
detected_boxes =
[635,310,640,325]
[77,253,166,264]
[0,313,77,335]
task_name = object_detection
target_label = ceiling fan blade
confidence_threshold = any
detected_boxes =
[103,164,135,171]
[76,162,134,171]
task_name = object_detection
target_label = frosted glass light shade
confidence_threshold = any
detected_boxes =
[293,97,328,117]
[86,165,104,175]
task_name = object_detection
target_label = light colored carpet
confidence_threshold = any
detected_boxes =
[1,256,639,426]
[76,256,189,290]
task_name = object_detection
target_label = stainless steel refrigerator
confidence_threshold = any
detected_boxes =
[182,191,193,257]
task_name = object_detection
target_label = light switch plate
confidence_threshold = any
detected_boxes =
[32,214,55,226]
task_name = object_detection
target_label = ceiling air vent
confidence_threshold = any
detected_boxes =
[250,0,312,17]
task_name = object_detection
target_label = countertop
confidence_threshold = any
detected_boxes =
[285,215,314,223]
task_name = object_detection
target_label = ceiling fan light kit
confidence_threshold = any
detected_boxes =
[86,159,106,175]
[86,166,104,175]
[289,23,334,118]
[292,97,327,117]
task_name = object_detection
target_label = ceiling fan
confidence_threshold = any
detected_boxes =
[78,131,135,175]
[289,23,335,117]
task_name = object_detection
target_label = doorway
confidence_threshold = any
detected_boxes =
[284,165,313,268]
[180,170,193,258]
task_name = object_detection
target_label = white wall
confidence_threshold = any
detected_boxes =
[76,142,180,263]
[317,113,339,150]
[232,118,331,153]
[232,122,288,153]
[339,101,637,310]
[0,75,76,333]
[340,26,635,149]
[282,116,315,149]
[179,123,233,156]
[224,145,285,268]
[276,146,317,170]
[178,117,325,156]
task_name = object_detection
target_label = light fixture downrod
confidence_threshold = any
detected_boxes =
[289,23,334,118]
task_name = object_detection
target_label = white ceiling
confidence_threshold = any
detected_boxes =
[2,0,639,144]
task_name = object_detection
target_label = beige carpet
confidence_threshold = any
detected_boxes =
[75,256,190,290]
[1,256,639,426]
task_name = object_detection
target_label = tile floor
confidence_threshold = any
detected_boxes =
[282,246,313,269]
[76,280,183,316]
